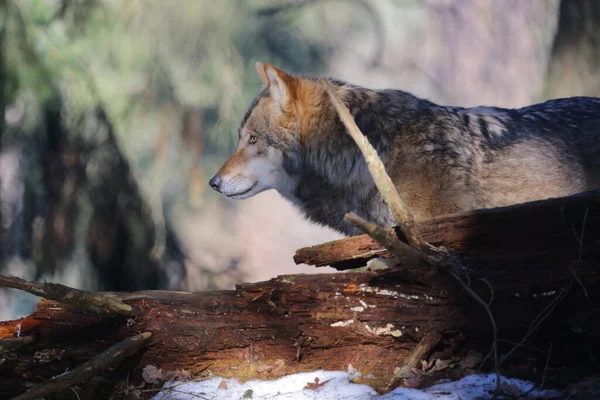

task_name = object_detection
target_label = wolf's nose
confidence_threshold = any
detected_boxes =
[209,175,222,191]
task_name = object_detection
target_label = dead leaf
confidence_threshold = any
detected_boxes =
[304,377,332,390]
[431,358,452,372]
[142,365,192,384]
[218,380,228,390]
[142,365,163,384]
[420,359,433,371]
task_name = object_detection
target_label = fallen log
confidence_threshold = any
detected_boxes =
[294,189,600,276]
[0,272,458,398]
[0,240,599,400]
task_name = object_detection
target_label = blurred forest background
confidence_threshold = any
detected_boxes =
[0,0,598,320]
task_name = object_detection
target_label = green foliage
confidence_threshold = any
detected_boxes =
[6,0,330,153]
[0,0,332,222]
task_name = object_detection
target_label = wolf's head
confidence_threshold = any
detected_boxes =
[209,62,318,200]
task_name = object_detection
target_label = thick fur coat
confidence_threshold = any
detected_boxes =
[209,63,600,236]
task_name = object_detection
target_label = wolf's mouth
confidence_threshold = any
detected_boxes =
[225,182,257,199]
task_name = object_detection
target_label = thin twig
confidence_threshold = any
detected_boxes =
[572,207,589,297]
[540,339,553,390]
[478,278,495,306]
[0,275,132,315]
[321,78,425,248]
[70,387,81,400]
[12,332,152,400]
[445,260,501,392]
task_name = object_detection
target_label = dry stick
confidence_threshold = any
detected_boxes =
[12,332,152,400]
[321,79,425,248]
[403,331,443,370]
[345,212,428,266]
[0,275,132,316]
[540,339,553,390]
[386,330,443,391]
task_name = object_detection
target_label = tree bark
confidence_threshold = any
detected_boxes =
[544,0,600,98]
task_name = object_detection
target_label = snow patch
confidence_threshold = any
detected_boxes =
[379,374,563,399]
[151,371,376,400]
[150,372,563,400]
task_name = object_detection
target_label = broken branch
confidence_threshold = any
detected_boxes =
[387,330,443,390]
[0,275,132,316]
[12,332,152,400]
[321,78,425,248]
[344,212,427,267]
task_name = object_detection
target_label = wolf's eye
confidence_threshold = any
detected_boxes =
[249,135,258,144]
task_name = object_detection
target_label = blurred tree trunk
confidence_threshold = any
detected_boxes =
[544,0,600,98]
[31,97,186,291]
[36,98,83,277]
[0,0,6,146]
[0,0,9,263]
[84,108,186,291]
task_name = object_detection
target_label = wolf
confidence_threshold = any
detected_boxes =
[209,62,600,236]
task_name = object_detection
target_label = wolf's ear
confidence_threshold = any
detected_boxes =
[255,62,269,87]
[263,63,294,111]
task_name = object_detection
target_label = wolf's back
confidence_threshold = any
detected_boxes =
[513,96,600,167]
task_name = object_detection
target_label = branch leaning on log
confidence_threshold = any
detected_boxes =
[0,275,132,316]
[344,213,429,267]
